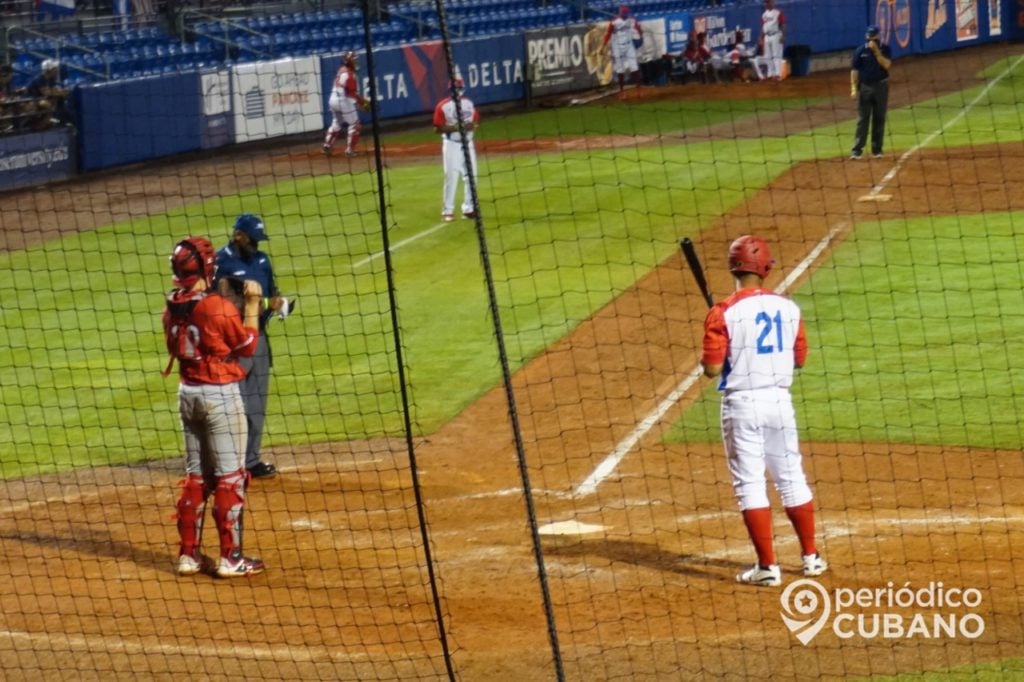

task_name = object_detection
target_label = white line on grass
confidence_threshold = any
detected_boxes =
[575,55,1024,498]
[863,54,1024,199]
[350,221,451,270]
[573,221,848,498]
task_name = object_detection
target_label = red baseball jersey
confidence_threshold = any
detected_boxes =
[702,287,807,391]
[163,291,259,385]
[433,96,479,142]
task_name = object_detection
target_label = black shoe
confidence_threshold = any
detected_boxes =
[248,461,277,479]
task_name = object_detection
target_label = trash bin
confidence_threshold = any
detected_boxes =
[784,45,812,77]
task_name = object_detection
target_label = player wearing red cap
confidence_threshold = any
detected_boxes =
[701,235,827,587]
[602,5,643,92]
[432,77,480,222]
[324,51,370,157]
[164,236,266,578]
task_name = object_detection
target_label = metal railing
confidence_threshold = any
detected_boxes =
[4,24,111,79]
[180,8,274,61]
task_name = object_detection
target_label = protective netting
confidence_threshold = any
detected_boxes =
[1,1,1023,680]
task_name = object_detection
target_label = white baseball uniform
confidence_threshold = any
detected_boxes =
[729,40,770,80]
[604,15,640,75]
[761,5,785,78]
[432,92,479,218]
[702,287,812,511]
[324,64,365,154]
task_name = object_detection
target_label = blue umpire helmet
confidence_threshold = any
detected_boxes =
[866,25,880,39]
[234,213,268,241]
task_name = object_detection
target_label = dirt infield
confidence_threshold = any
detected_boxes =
[0,43,1022,680]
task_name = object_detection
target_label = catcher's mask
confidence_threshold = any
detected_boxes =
[343,51,358,68]
[728,235,774,279]
[170,236,216,289]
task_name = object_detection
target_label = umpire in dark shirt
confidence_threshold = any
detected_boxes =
[215,214,294,479]
[850,25,892,159]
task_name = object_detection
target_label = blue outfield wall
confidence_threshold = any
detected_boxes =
[67,0,1016,173]
[75,72,201,171]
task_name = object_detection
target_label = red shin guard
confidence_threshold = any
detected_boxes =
[176,473,209,556]
[212,470,247,558]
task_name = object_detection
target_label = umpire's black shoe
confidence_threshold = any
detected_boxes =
[249,461,278,479]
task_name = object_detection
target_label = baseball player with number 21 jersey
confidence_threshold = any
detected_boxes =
[701,235,827,587]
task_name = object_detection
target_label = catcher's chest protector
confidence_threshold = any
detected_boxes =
[162,291,206,376]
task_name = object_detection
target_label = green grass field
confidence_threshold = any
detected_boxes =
[1,56,1023,479]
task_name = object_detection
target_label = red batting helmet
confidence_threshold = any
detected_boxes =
[728,235,773,278]
[450,76,464,95]
[170,236,216,289]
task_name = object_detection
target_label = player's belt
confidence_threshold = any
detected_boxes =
[766,30,779,35]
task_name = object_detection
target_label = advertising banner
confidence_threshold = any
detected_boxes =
[986,0,1001,35]
[200,69,233,149]
[233,57,322,143]
[0,127,74,192]
[320,34,524,124]
[664,13,695,54]
[954,0,980,40]
[524,23,611,97]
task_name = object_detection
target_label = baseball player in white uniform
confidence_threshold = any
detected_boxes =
[323,51,369,157]
[760,0,785,80]
[727,29,768,81]
[701,235,827,587]
[602,5,643,91]
[432,78,479,222]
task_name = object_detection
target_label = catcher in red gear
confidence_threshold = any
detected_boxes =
[164,235,267,578]
[323,51,370,157]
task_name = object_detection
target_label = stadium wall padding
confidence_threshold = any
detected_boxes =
[0,127,75,191]
[75,72,201,171]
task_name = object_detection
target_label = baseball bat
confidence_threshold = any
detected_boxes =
[679,238,714,309]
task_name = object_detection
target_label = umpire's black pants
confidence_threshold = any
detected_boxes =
[853,79,889,155]
[239,334,271,469]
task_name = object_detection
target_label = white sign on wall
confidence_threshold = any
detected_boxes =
[232,57,323,143]
[202,71,231,116]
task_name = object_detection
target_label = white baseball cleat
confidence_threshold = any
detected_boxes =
[802,553,828,577]
[216,551,266,578]
[176,552,202,576]
[441,213,454,222]
[736,564,782,587]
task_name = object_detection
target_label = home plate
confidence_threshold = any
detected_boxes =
[538,521,607,535]
[857,193,892,202]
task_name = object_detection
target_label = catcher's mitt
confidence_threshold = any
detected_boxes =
[360,100,372,112]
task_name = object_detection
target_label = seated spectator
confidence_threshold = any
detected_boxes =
[18,59,71,130]
[696,32,719,83]
[0,64,32,135]
[0,64,12,101]
[725,29,767,82]
[675,32,715,84]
